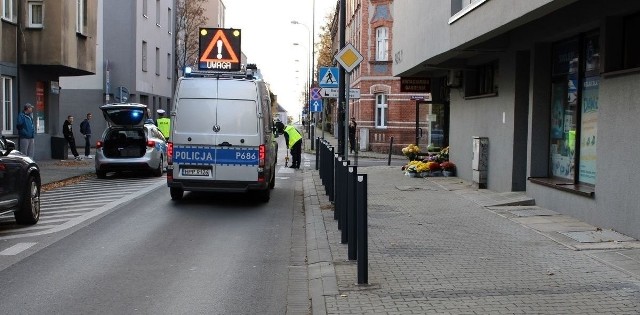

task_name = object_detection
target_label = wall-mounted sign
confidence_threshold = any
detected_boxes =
[400,77,430,93]
[199,28,241,71]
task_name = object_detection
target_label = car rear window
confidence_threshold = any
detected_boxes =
[104,108,146,125]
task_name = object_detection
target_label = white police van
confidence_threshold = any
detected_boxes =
[167,66,277,202]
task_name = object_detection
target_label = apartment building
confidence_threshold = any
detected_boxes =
[60,0,175,137]
[393,0,640,239]
[328,0,432,154]
[1,0,97,159]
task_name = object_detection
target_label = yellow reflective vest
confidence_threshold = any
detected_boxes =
[157,117,171,138]
[284,125,302,149]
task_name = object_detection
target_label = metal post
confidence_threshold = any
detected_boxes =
[333,154,341,220]
[347,165,357,260]
[357,174,368,284]
[340,160,349,244]
[388,136,394,166]
[328,148,335,202]
[315,137,319,170]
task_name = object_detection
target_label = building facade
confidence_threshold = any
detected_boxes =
[393,0,640,239]
[1,0,97,159]
[328,0,433,154]
[60,0,175,138]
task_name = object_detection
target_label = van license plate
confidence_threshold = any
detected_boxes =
[182,168,210,176]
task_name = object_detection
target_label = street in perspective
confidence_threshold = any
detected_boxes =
[2,0,640,314]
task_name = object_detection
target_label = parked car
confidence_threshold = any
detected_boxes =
[95,104,168,179]
[0,136,41,225]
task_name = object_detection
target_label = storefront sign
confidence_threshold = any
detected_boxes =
[401,77,430,93]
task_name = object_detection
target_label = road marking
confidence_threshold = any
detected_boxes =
[0,242,37,255]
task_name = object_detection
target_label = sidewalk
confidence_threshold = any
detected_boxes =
[303,127,640,314]
[37,149,96,187]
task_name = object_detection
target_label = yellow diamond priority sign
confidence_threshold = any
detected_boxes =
[335,43,363,73]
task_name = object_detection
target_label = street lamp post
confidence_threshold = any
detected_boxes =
[291,20,313,137]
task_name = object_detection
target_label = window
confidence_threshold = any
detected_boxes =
[142,41,148,72]
[28,1,43,27]
[464,61,498,97]
[2,76,13,133]
[155,0,160,26]
[375,27,388,61]
[76,0,87,34]
[549,33,599,185]
[167,8,172,34]
[167,53,172,79]
[604,12,640,72]
[2,0,14,21]
[155,47,160,75]
[142,0,148,17]
[375,93,388,128]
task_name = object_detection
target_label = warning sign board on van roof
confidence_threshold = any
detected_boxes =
[198,28,241,71]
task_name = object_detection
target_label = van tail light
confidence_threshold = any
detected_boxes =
[167,142,173,165]
[258,144,265,167]
[257,144,266,182]
[96,141,103,149]
[147,140,155,148]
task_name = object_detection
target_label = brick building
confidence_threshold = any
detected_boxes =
[329,0,435,154]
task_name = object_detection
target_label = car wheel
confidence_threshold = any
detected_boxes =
[96,170,107,179]
[14,175,41,225]
[170,187,183,200]
[268,168,275,189]
[256,188,270,202]
[153,156,163,177]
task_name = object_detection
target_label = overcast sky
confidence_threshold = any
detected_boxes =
[224,0,337,119]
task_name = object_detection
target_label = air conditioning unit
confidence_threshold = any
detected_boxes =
[447,70,461,88]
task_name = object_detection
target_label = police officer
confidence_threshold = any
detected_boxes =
[281,124,302,169]
[156,109,171,140]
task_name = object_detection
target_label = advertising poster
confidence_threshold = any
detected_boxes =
[35,81,46,133]
[579,76,599,185]
[550,83,564,140]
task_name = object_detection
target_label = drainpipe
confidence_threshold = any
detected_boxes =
[16,0,22,113]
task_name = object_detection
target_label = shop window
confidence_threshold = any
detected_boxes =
[464,61,498,98]
[1,76,13,133]
[375,93,388,128]
[549,32,599,185]
[28,1,43,28]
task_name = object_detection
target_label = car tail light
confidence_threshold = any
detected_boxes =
[96,141,103,149]
[147,140,155,148]
[167,142,173,165]
[0,163,5,171]
[258,144,265,167]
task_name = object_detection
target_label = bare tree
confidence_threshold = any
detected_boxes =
[316,11,336,72]
[175,0,208,77]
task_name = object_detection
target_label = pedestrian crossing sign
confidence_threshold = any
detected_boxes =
[318,67,339,88]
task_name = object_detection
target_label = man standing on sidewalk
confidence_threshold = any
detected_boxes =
[80,113,93,159]
[63,115,82,161]
[16,103,35,158]
[280,124,302,169]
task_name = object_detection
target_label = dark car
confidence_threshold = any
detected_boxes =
[0,136,41,225]
[95,103,168,179]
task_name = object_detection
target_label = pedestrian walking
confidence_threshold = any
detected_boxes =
[80,113,93,158]
[156,109,171,140]
[63,115,82,161]
[349,117,357,153]
[280,124,302,169]
[16,103,36,158]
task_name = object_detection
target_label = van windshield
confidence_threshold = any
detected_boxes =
[176,99,258,135]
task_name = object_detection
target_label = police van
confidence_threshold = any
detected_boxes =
[167,66,277,202]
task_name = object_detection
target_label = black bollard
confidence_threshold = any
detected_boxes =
[347,165,358,260]
[357,174,368,284]
[340,160,349,244]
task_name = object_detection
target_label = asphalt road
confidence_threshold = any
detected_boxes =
[0,173,298,314]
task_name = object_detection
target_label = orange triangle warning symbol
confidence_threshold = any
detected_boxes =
[200,30,240,63]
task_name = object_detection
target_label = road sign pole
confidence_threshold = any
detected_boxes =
[344,74,350,161]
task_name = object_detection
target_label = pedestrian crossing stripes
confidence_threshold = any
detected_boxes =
[0,176,165,240]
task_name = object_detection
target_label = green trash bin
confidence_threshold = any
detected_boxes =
[51,136,68,159]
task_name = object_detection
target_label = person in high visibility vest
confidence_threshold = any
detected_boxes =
[156,109,171,140]
[280,124,302,169]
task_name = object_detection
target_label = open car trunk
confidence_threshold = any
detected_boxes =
[103,129,146,158]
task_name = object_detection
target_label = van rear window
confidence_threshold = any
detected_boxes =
[176,99,258,135]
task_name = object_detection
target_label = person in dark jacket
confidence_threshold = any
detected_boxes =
[348,117,357,153]
[16,103,36,158]
[63,115,81,160]
[80,113,93,158]
[280,124,302,169]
